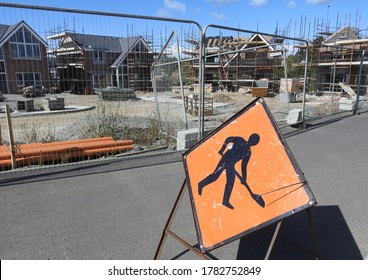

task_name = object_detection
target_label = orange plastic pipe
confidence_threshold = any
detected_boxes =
[1,138,116,160]
[13,137,115,149]
[0,140,133,160]
[0,144,133,168]
[0,140,133,158]
[15,140,133,153]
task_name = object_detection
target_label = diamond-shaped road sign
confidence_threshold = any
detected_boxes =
[183,98,317,252]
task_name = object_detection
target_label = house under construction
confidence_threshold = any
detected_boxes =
[183,34,285,93]
[47,32,154,94]
[183,22,367,97]
[308,26,368,95]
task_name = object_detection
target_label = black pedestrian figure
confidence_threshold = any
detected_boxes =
[198,133,264,209]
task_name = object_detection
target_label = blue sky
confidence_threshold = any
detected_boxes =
[2,0,368,37]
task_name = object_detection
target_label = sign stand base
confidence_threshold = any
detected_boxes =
[264,208,321,259]
[154,179,210,260]
[154,180,321,260]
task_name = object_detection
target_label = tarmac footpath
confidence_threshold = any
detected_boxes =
[0,111,367,260]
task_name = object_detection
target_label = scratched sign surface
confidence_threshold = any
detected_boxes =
[182,98,316,252]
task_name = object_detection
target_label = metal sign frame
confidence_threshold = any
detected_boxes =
[182,97,317,253]
[155,98,320,260]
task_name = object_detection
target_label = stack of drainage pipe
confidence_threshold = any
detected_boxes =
[0,137,133,170]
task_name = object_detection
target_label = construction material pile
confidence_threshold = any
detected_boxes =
[0,137,133,170]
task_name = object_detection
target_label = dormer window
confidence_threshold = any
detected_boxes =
[9,26,41,59]
[93,49,105,64]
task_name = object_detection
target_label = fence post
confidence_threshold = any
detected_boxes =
[353,50,365,115]
[5,104,17,169]
[198,28,209,140]
[301,42,310,128]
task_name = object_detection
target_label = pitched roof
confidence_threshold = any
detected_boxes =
[204,34,284,50]
[0,24,9,38]
[111,37,145,67]
[0,22,18,45]
[0,21,47,47]
[56,33,149,67]
[62,33,141,53]
[323,26,359,44]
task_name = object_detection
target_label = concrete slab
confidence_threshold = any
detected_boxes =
[286,108,302,124]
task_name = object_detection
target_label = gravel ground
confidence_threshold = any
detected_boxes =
[2,90,367,170]
[1,90,365,146]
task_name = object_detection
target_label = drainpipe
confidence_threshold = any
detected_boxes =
[116,68,119,88]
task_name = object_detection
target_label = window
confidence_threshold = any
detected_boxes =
[0,47,6,93]
[16,72,42,90]
[133,42,143,52]
[92,75,100,88]
[92,74,112,88]
[0,48,4,73]
[0,74,7,94]
[9,27,41,59]
[93,50,105,64]
[0,62,5,73]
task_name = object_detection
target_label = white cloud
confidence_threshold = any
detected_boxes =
[210,12,227,20]
[306,0,331,4]
[249,0,268,7]
[206,0,237,4]
[164,0,186,15]
[287,0,296,8]
[156,8,172,18]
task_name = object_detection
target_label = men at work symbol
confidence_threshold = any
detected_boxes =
[198,134,265,209]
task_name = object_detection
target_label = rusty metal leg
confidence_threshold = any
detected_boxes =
[264,220,283,260]
[154,179,188,260]
[166,229,210,259]
[306,208,321,260]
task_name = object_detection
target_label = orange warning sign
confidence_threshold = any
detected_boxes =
[182,98,316,252]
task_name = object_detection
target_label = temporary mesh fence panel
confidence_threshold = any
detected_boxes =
[151,31,195,137]
[201,25,310,132]
[201,25,368,134]
[1,3,367,171]
[308,44,368,115]
[0,3,201,170]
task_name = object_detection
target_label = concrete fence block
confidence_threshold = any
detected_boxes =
[177,128,212,150]
[42,97,65,111]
